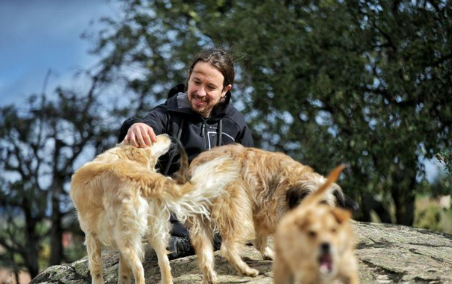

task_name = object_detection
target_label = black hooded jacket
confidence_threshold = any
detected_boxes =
[118,84,254,176]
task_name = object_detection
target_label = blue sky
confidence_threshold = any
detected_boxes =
[0,0,120,106]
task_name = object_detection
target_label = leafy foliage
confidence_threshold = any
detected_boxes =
[89,0,451,225]
[437,150,452,178]
[0,77,117,277]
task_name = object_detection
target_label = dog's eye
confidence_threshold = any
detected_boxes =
[308,230,316,238]
[331,228,337,234]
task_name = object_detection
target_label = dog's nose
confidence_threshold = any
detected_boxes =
[320,242,330,254]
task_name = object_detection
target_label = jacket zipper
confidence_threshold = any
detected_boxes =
[200,121,207,150]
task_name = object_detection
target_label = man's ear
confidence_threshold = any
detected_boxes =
[223,84,232,94]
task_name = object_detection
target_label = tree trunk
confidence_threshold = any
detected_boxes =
[24,208,40,278]
[391,159,417,226]
[49,180,64,266]
[392,182,416,226]
[360,193,393,223]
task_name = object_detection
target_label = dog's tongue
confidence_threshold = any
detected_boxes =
[319,254,333,274]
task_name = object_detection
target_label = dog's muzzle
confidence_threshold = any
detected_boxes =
[318,242,333,275]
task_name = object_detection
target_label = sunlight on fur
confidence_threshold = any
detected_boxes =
[70,134,240,284]
[187,144,352,284]
[273,164,359,284]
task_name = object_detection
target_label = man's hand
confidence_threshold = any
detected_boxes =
[123,122,157,147]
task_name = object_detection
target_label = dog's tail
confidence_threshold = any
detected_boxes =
[170,137,191,184]
[301,164,347,207]
[158,155,239,223]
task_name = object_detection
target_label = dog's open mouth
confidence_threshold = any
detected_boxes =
[318,254,333,275]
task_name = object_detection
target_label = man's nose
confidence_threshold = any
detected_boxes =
[196,86,206,96]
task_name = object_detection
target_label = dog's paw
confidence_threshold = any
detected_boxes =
[202,272,218,284]
[262,248,275,260]
[244,267,260,277]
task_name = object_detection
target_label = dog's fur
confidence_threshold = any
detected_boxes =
[186,144,354,283]
[273,165,359,284]
[70,134,240,284]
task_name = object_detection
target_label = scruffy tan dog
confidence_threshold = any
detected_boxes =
[273,165,359,284]
[187,144,355,284]
[70,134,240,284]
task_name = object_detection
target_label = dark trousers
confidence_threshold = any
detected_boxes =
[168,214,221,259]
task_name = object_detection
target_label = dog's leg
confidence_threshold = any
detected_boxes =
[272,251,294,284]
[216,187,259,277]
[348,270,360,284]
[338,254,360,284]
[190,221,218,284]
[118,244,145,284]
[340,274,360,284]
[254,234,274,260]
[147,220,173,284]
[118,252,133,284]
[85,233,104,284]
[220,236,259,277]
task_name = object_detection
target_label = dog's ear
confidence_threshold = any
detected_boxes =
[331,207,352,224]
[330,184,359,212]
[343,195,360,212]
[122,146,148,164]
[286,186,310,210]
[332,186,346,208]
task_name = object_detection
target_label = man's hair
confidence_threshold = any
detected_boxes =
[185,48,235,94]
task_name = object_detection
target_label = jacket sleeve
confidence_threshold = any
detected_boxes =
[117,105,169,143]
[238,125,254,147]
[228,106,254,147]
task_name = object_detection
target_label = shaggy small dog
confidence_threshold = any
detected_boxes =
[70,134,239,284]
[273,164,359,284]
[186,144,357,284]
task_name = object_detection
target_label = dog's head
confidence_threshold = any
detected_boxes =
[286,178,343,209]
[286,170,359,212]
[276,165,357,281]
[294,204,353,276]
[152,134,172,158]
[119,134,172,169]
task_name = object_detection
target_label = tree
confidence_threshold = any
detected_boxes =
[0,74,117,277]
[437,151,452,178]
[88,0,451,225]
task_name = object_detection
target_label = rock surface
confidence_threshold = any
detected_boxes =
[31,221,452,283]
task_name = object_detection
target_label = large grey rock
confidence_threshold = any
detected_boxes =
[31,221,452,284]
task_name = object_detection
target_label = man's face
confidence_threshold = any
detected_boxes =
[187,61,231,117]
